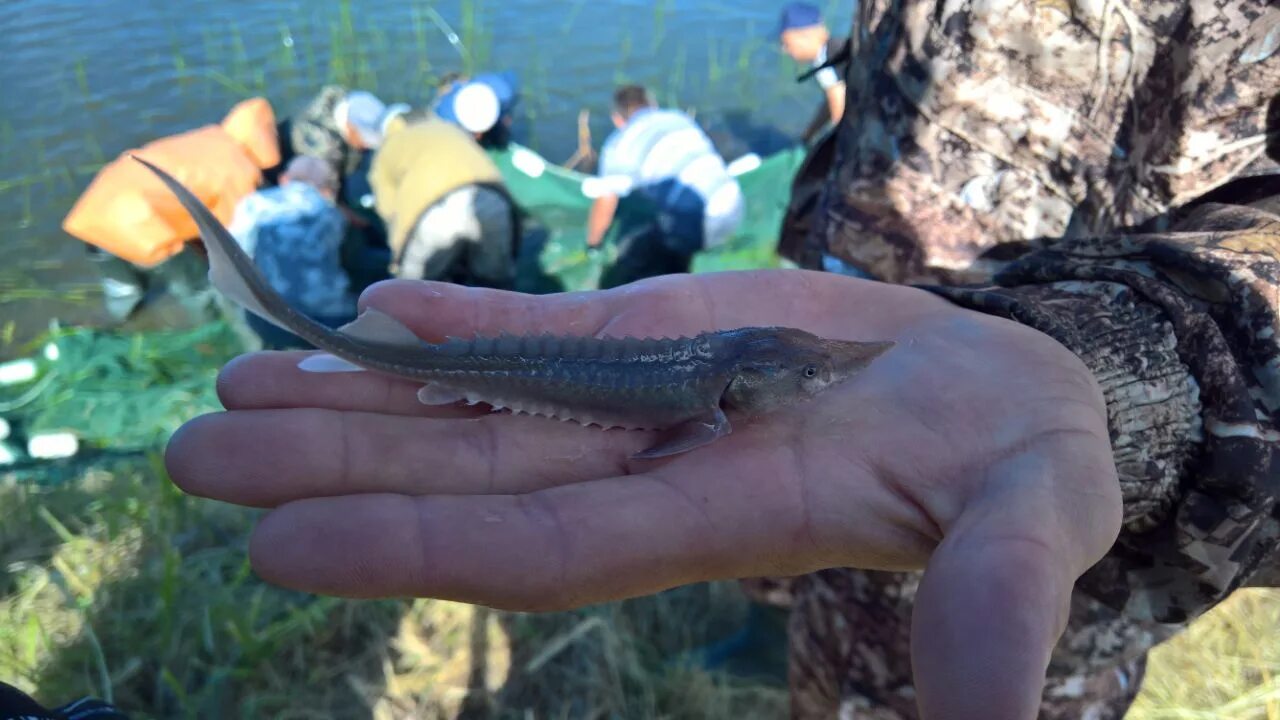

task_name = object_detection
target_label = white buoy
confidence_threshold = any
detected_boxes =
[27,432,79,460]
[726,153,762,176]
[0,359,37,386]
[511,147,547,178]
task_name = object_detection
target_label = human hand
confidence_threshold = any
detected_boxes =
[166,269,1121,720]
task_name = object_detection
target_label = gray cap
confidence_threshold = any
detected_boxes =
[283,155,339,194]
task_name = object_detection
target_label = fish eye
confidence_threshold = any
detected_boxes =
[803,364,818,378]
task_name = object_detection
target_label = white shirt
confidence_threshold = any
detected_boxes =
[812,43,843,90]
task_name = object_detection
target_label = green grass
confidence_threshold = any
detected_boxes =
[0,455,1276,718]
[0,458,787,719]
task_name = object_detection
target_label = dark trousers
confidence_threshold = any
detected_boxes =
[599,222,698,290]
[86,244,214,322]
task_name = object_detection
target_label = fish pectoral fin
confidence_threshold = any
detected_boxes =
[297,353,366,373]
[416,383,469,406]
[632,408,731,460]
[337,308,424,348]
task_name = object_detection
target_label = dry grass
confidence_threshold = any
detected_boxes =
[0,455,1274,719]
[1129,588,1280,720]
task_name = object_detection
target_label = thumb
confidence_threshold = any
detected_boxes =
[910,451,1119,720]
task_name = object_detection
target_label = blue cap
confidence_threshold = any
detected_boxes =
[472,71,520,115]
[434,71,519,132]
[434,86,463,125]
[776,2,823,36]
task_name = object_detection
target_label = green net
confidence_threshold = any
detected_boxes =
[489,144,806,292]
[2,323,243,455]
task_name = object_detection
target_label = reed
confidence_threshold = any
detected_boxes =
[560,0,588,36]
[73,58,90,99]
[707,32,724,84]
[614,34,634,87]
[669,44,688,103]
[652,0,673,53]
[460,0,482,75]
[409,7,434,80]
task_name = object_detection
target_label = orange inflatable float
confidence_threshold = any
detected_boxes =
[62,97,281,267]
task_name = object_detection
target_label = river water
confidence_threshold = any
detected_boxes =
[0,0,852,354]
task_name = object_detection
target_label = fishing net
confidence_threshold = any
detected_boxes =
[1,322,243,462]
[491,143,806,292]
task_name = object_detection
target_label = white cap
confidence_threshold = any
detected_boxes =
[452,82,501,134]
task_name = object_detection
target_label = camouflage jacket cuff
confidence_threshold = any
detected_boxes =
[929,280,1201,534]
[918,204,1280,624]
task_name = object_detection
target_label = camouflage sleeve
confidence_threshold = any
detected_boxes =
[804,1,1279,286]
[924,202,1280,624]
[287,85,351,181]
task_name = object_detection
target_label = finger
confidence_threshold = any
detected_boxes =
[211,278,676,415]
[357,279,621,341]
[910,451,1116,720]
[246,453,819,606]
[215,350,485,417]
[354,270,923,342]
[211,278,702,417]
[165,408,650,507]
[214,281,621,416]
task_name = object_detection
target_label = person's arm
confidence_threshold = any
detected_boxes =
[588,133,632,248]
[811,54,845,129]
[825,83,845,125]
[586,193,619,248]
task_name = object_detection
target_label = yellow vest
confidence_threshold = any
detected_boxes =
[368,116,506,257]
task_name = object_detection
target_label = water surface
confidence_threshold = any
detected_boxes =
[0,0,852,353]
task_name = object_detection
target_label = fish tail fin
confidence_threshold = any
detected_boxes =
[295,309,425,374]
[130,155,290,331]
[336,309,424,348]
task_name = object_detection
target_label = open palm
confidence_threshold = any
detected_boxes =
[167,269,1122,720]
